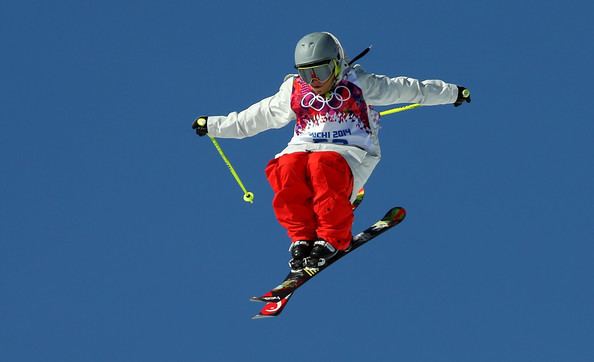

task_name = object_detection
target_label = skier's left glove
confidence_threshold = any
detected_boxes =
[192,116,208,136]
[454,86,471,107]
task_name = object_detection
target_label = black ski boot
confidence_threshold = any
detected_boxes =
[288,240,313,271]
[304,240,338,268]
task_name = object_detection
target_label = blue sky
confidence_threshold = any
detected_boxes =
[1,0,593,361]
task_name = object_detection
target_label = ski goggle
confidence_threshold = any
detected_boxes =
[296,60,337,85]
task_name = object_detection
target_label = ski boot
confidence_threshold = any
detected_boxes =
[304,240,338,268]
[288,240,313,271]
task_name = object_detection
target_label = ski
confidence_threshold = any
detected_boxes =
[250,206,406,319]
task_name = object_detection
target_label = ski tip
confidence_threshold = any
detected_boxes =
[251,314,276,320]
[250,296,281,303]
[386,206,406,222]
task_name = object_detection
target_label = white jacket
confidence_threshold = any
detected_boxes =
[206,65,458,201]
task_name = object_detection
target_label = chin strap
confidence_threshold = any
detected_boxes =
[333,59,341,78]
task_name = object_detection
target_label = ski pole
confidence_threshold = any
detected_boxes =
[197,118,254,204]
[379,89,471,116]
[379,103,422,117]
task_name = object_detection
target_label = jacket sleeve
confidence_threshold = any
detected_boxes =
[206,77,295,139]
[353,65,458,106]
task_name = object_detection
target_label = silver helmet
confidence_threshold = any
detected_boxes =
[294,32,346,85]
[294,32,344,68]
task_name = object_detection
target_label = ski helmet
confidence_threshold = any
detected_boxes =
[294,32,343,68]
[294,32,346,84]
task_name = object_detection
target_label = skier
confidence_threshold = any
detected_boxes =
[193,32,470,271]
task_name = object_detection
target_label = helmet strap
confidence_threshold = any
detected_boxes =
[333,59,341,78]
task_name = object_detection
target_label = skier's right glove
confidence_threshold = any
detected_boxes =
[454,86,471,107]
[192,116,208,136]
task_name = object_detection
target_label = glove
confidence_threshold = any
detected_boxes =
[454,86,471,107]
[192,116,208,136]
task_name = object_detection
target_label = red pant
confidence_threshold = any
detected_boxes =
[265,151,354,250]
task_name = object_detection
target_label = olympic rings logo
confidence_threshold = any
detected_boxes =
[300,86,352,111]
